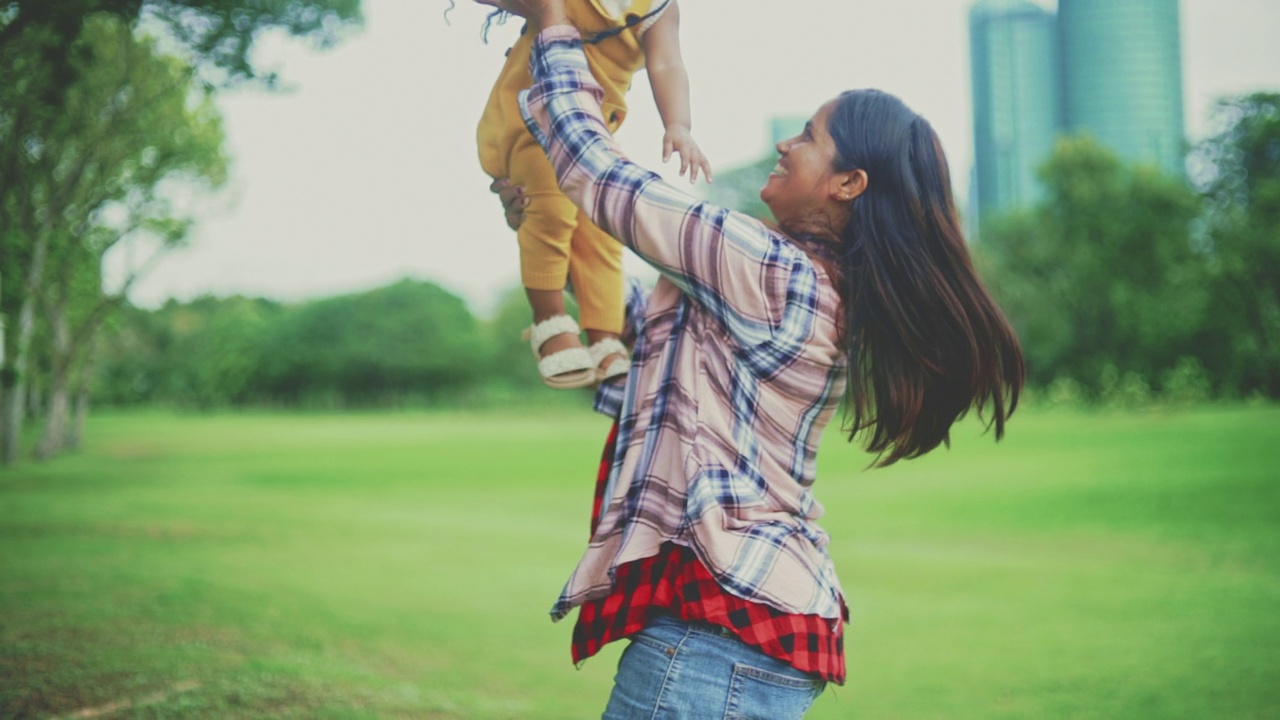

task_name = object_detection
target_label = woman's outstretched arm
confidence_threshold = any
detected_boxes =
[517,25,820,349]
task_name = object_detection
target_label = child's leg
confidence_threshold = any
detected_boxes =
[568,212,628,376]
[519,193,582,360]
[505,136,596,388]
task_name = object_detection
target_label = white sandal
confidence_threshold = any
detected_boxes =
[589,338,630,383]
[522,315,596,390]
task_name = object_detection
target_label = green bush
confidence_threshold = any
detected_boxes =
[1160,356,1213,406]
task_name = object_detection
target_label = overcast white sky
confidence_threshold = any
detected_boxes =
[120,0,1280,315]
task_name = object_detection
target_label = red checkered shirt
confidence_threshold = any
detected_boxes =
[572,422,847,685]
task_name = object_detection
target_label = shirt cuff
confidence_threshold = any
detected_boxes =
[537,24,582,44]
[593,377,625,418]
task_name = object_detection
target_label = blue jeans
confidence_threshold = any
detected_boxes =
[602,615,826,720]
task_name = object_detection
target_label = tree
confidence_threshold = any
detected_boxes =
[0,0,361,462]
[255,280,489,406]
[2,17,227,460]
[1190,93,1280,397]
[0,0,360,319]
[977,135,1204,392]
[94,295,285,408]
[0,0,362,96]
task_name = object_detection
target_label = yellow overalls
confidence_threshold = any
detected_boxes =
[476,0,656,334]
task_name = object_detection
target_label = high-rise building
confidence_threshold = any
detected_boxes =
[1059,0,1186,176]
[969,0,1186,226]
[969,0,1062,218]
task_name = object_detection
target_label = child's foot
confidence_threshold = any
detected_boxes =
[587,337,629,384]
[523,315,595,390]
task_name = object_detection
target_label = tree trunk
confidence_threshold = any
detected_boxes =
[67,337,97,452]
[34,299,71,460]
[1,231,48,465]
[1,380,22,466]
[1,309,6,434]
[69,386,91,452]
[1,294,38,465]
[35,369,70,460]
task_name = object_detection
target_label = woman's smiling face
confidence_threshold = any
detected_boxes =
[759,99,843,228]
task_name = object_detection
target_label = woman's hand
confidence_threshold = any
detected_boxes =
[472,0,527,16]
[663,124,712,184]
[523,0,567,28]
[489,178,528,230]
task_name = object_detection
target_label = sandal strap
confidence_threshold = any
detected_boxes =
[588,338,629,365]
[537,346,594,378]
[599,357,629,382]
[526,314,582,352]
[589,338,630,382]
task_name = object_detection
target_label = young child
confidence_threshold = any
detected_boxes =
[472,0,710,389]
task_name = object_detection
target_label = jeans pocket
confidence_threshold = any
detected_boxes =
[606,635,679,720]
[723,663,824,720]
[619,622,682,673]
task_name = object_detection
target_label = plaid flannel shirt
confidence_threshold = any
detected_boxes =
[521,26,848,622]
[591,275,647,417]
[573,422,847,684]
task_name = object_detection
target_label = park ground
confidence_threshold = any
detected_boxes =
[2,405,1279,719]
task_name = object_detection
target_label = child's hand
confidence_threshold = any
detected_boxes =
[662,125,712,184]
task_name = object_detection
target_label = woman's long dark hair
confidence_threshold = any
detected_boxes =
[817,89,1024,466]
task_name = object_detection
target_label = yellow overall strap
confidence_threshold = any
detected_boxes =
[582,0,669,44]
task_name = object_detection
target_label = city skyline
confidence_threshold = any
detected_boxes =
[970,0,1187,224]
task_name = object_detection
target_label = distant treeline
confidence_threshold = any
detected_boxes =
[100,94,1280,411]
[95,280,566,409]
[973,93,1280,404]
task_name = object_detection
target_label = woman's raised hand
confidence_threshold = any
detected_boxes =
[489,178,528,231]
[471,0,529,16]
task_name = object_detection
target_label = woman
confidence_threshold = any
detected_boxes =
[493,1,1024,716]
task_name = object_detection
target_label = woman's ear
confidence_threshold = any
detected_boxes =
[835,169,868,202]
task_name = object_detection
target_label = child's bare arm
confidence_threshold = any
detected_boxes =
[641,1,711,183]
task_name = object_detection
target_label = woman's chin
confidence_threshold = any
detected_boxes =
[758,180,777,208]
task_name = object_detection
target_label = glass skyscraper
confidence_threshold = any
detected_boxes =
[970,0,1185,225]
[970,0,1062,218]
[1059,0,1186,176]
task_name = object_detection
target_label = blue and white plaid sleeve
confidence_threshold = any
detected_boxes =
[592,275,649,418]
[518,27,822,352]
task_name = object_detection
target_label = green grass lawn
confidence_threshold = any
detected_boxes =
[2,405,1278,719]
